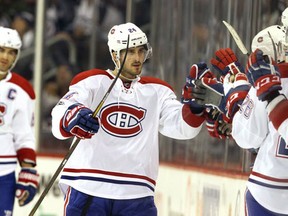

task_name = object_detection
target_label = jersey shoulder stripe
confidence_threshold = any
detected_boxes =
[139,76,174,91]
[8,72,35,99]
[70,69,113,85]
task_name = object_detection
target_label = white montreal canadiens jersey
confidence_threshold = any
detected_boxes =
[232,65,288,214]
[51,69,203,199]
[0,72,35,176]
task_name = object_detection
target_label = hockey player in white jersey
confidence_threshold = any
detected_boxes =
[232,24,288,215]
[0,27,39,215]
[51,22,205,215]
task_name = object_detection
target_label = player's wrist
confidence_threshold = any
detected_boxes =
[266,93,286,115]
[189,105,205,115]
[263,90,280,103]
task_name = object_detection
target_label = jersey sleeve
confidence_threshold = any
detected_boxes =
[158,85,204,139]
[51,81,90,140]
[12,82,36,165]
[266,95,288,142]
[232,87,268,149]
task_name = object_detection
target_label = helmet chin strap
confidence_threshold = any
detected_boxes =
[0,70,8,75]
[119,73,140,81]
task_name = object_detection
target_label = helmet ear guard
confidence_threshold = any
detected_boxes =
[0,26,22,70]
[251,25,287,63]
[107,22,152,69]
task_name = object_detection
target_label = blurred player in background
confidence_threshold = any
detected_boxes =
[232,24,288,215]
[51,22,205,215]
[0,27,39,215]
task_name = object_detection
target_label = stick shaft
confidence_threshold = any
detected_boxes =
[29,35,130,216]
[222,20,249,56]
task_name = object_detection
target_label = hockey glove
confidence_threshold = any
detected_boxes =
[246,49,282,101]
[186,63,215,86]
[206,113,231,139]
[181,85,205,114]
[210,48,244,77]
[182,78,224,113]
[62,103,100,139]
[16,168,39,206]
[193,77,224,107]
[223,73,251,121]
[182,63,216,114]
[225,85,250,121]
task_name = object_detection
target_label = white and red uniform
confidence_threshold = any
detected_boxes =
[51,69,204,199]
[232,63,288,214]
[0,71,36,177]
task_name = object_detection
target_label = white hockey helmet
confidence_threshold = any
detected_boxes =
[107,22,152,68]
[282,7,288,27]
[0,26,22,70]
[251,25,288,63]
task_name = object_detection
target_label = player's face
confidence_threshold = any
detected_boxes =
[0,47,17,72]
[119,46,146,79]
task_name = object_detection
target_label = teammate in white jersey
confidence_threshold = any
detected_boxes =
[51,22,205,215]
[0,27,39,215]
[232,24,288,215]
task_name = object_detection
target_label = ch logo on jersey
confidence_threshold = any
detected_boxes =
[100,103,146,138]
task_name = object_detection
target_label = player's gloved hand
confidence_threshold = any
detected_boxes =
[216,119,232,137]
[223,73,251,121]
[181,85,205,114]
[193,78,224,107]
[62,103,100,139]
[246,49,282,101]
[206,113,231,139]
[210,48,244,77]
[15,168,39,206]
[182,63,216,114]
[186,63,216,86]
[203,106,221,121]
[182,78,224,112]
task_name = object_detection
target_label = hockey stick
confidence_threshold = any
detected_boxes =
[223,20,278,63]
[267,31,278,62]
[222,20,249,56]
[29,35,130,216]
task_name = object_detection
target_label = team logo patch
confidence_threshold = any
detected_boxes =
[100,103,146,138]
[63,92,78,100]
[257,36,263,43]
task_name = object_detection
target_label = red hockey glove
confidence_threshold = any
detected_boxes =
[16,168,39,206]
[246,49,282,101]
[206,114,231,139]
[223,73,251,121]
[186,63,215,86]
[210,48,244,77]
[225,85,250,121]
[203,107,231,139]
[62,103,100,139]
